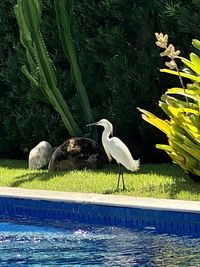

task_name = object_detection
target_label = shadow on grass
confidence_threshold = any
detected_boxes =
[102,163,200,198]
[0,160,185,178]
[103,188,126,194]
[137,163,189,179]
[103,188,133,194]
[9,171,67,188]
[168,176,200,199]
[141,164,200,199]
[102,163,188,178]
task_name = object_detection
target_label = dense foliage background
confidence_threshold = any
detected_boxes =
[1,0,200,162]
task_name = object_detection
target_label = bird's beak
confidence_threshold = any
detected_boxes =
[86,122,98,127]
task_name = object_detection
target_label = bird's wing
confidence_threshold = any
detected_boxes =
[109,137,139,171]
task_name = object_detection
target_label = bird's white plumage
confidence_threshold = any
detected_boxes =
[108,137,139,171]
[95,119,140,172]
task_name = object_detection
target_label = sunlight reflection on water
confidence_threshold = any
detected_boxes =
[0,219,199,266]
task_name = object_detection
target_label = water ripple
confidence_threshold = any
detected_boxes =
[0,219,199,266]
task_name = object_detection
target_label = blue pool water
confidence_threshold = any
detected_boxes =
[0,218,200,266]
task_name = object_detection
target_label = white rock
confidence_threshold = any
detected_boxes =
[29,141,53,170]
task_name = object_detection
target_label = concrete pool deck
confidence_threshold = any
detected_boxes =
[0,186,199,214]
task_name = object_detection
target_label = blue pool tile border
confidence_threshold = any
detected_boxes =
[0,194,200,236]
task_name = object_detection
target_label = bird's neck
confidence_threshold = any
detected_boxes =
[102,127,111,144]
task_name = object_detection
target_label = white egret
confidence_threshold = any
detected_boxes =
[87,119,140,191]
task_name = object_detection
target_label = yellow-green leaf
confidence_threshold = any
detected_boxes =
[181,54,200,76]
[137,108,171,135]
[160,68,200,82]
[192,39,200,50]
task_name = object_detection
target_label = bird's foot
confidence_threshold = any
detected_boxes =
[116,186,120,192]
[115,186,127,192]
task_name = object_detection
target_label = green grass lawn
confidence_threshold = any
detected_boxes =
[0,159,200,201]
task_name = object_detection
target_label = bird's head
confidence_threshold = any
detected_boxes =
[87,119,113,136]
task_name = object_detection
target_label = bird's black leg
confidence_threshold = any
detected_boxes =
[116,164,121,191]
[121,171,126,191]
[116,164,126,191]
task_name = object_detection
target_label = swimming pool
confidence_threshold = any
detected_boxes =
[0,217,200,266]
[0,188,200,266]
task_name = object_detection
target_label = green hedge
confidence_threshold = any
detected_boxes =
[1,0,200,161]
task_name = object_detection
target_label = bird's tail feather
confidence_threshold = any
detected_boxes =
[132,159,140,171]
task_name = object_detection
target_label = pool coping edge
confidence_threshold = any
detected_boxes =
[0,187,199,214]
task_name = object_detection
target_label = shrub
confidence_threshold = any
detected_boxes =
[139,33,200,180]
